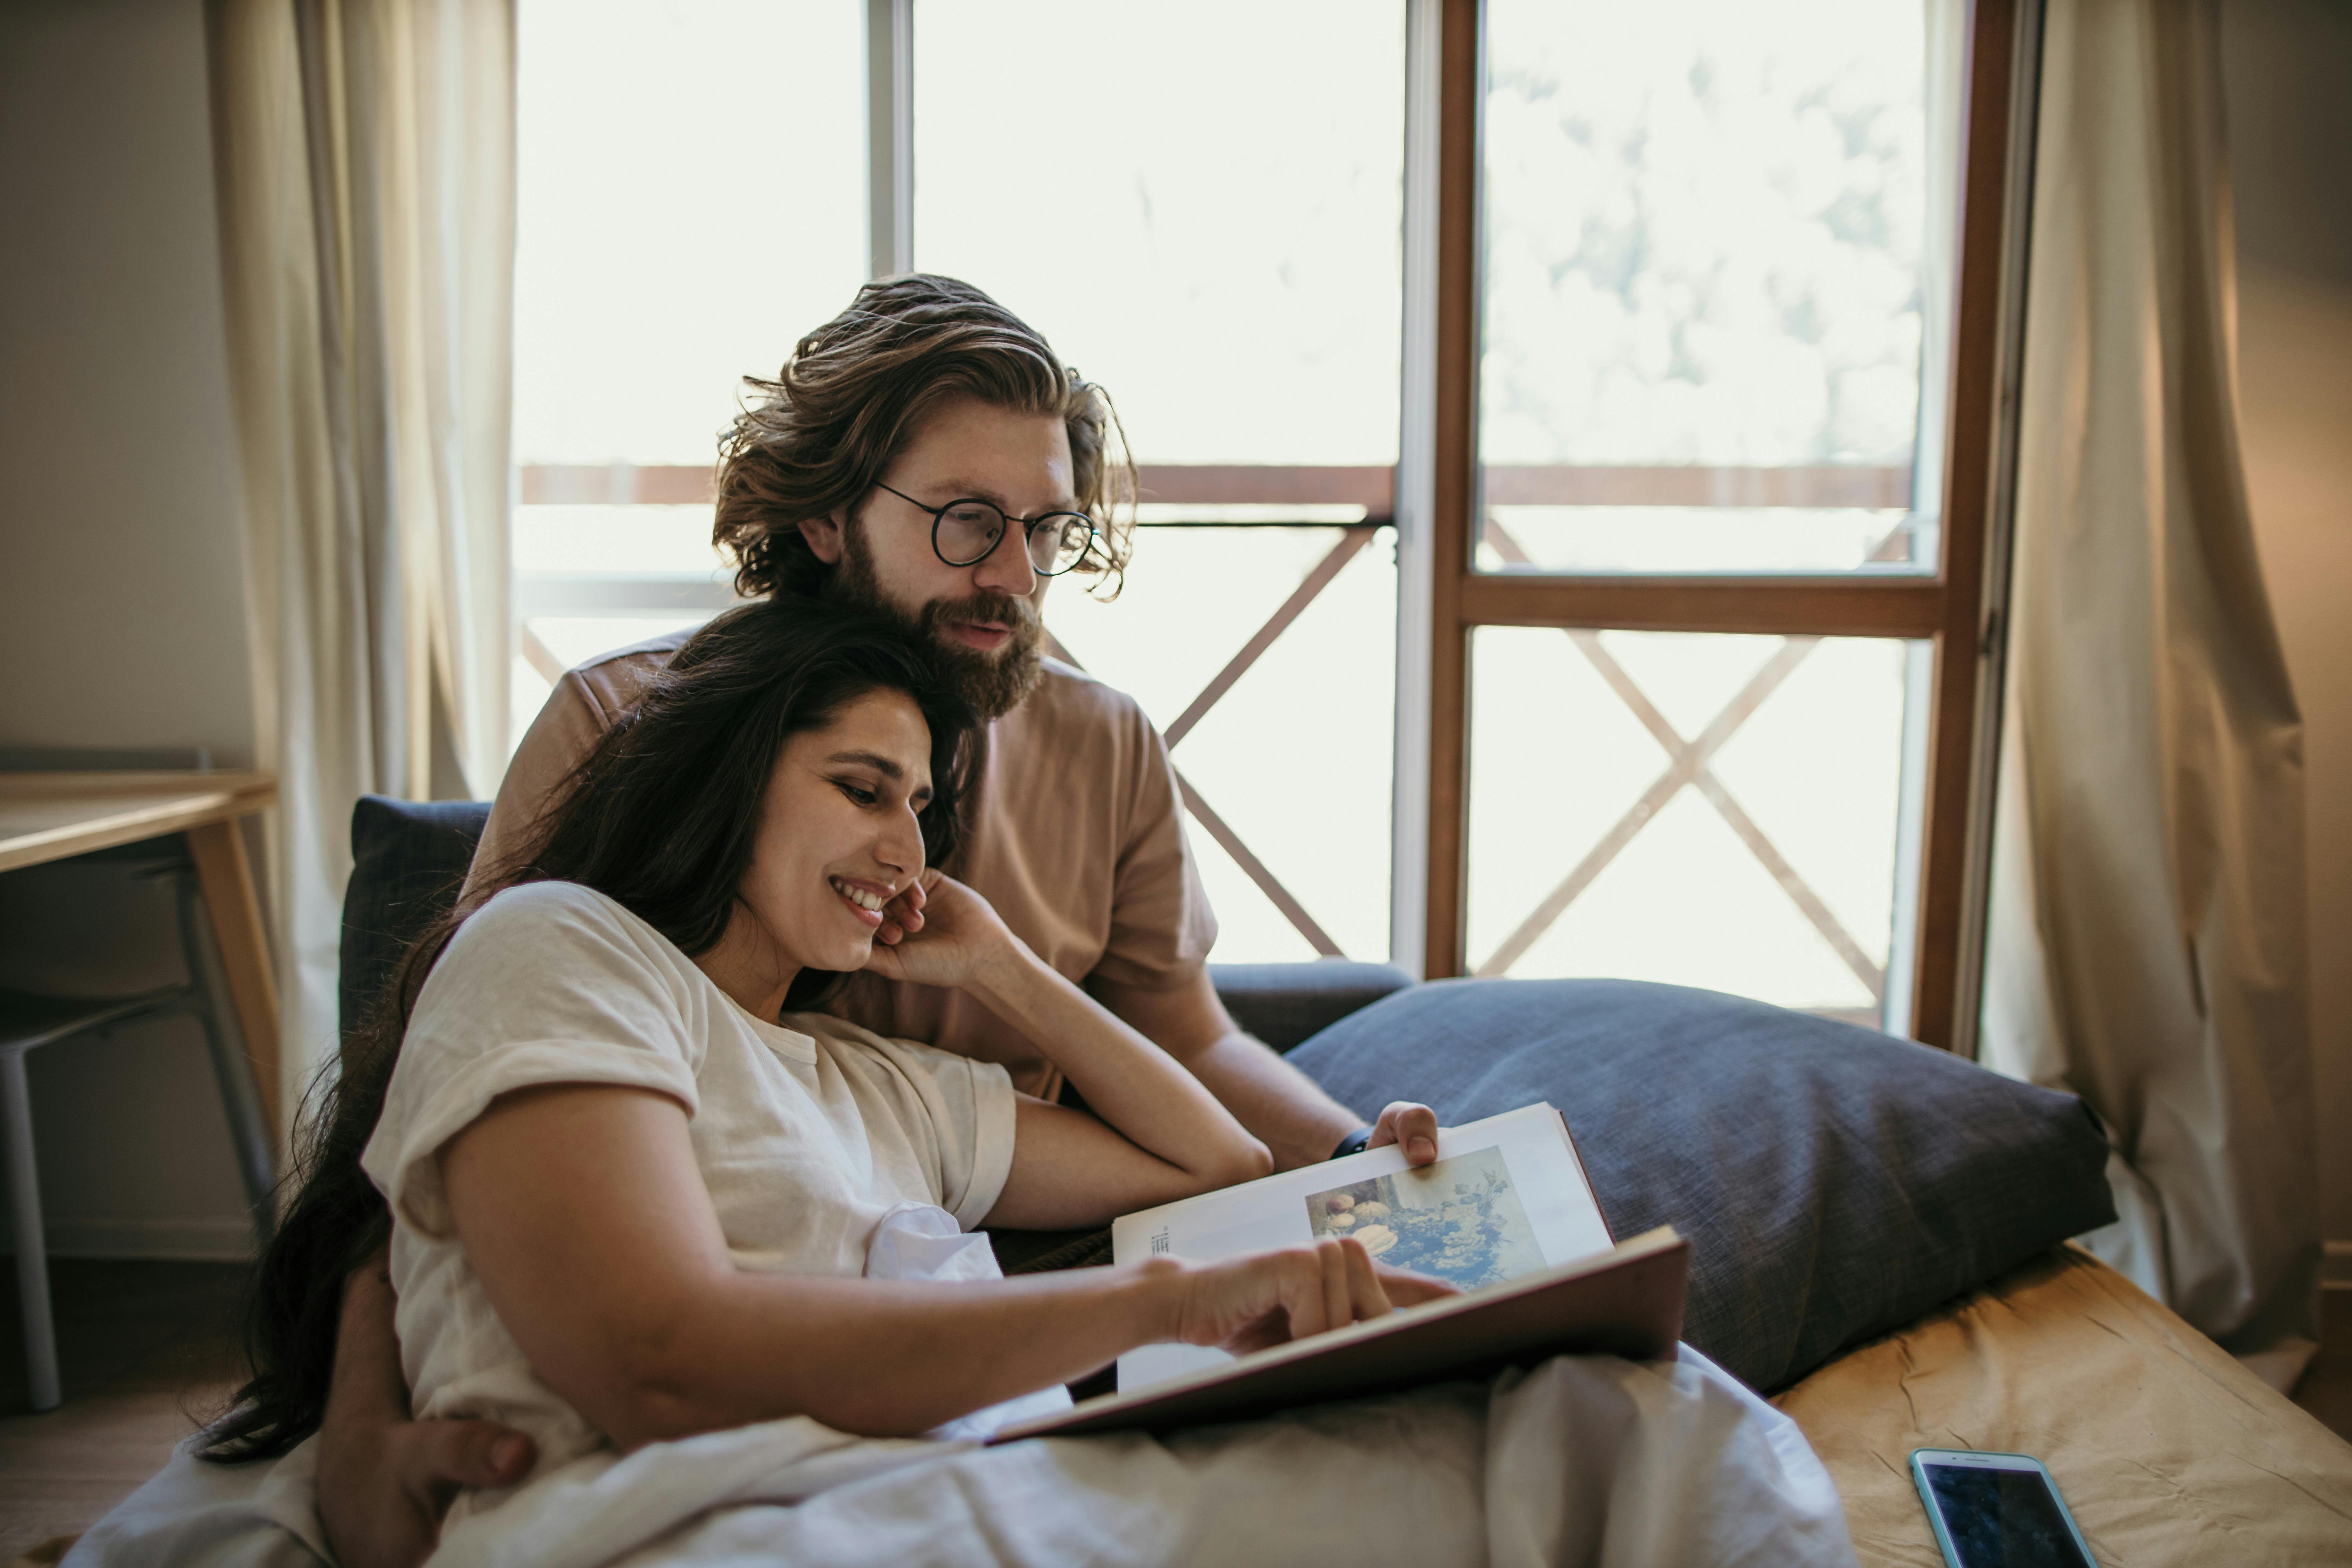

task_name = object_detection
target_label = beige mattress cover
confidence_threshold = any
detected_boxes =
[1773,1246,2352,1565]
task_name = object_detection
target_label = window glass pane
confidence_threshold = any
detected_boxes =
[514,0,864,465]
[1466,626,1922,1023]
[916,0,1407,961]
[913,0,1405,465]
[510,0,864,754]
[1479,0,1954,574]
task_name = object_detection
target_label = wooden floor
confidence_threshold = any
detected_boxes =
[2298,1286,2352,1443]
[0,1259,245,1564]
[0,1263,2347,1560]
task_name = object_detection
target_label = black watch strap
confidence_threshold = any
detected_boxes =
[1329,1124,1377,1161]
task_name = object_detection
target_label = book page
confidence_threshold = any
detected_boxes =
[1112,1104,1612,1390]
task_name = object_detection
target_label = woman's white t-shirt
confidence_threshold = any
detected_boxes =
[358,880,1019,1485]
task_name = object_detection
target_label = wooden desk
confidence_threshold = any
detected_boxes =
[0,771,281,1131]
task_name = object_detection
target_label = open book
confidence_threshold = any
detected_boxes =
[992,1103,1688,1442]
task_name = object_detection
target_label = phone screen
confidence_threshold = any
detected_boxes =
[1920,1463,2093,1568]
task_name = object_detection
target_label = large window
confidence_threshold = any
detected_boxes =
[505,0,2022,1038]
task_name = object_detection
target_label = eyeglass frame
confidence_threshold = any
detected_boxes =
[872,481,1100,578]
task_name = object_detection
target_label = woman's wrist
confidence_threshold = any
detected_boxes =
[1127,1256,1192,1347]
[960,932,1051,1016]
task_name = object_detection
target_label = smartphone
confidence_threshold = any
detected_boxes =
[1910,1449,2096,1568]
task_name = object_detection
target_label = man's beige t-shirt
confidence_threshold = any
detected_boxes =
[473,631,1218,1100]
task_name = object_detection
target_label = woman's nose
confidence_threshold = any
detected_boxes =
[880,810,925,875]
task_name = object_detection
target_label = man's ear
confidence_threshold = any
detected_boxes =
[798,511,846,566]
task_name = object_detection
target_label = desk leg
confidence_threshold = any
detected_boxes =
[186,818,281,1138]
[2,1049,61,1410]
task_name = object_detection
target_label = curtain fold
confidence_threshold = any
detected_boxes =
[1983,0,2316,1382]
[206,0,514,1121]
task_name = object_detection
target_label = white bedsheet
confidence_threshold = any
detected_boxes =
[69,1346,1855,1568]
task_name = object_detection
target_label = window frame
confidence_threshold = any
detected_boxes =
[1403,0,2042,1049]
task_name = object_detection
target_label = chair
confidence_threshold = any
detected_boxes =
[340,796,1414,1053]
[0,747,279,1412]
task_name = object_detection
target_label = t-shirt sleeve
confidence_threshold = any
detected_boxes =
[360,885,704,1239]
[1090,704,1219,991]
[844,1029,1018,1230]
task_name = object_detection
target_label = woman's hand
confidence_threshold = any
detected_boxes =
[1166,1239,1458,1357]
[859,869,1023,991]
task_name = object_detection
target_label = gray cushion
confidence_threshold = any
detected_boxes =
[1288,977,2115,1392]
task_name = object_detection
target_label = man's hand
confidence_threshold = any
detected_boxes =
[1364,1101,1441,1167]
[316,1253,536,1568]
[317,1415,536,1568]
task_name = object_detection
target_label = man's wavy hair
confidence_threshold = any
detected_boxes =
[716,274,1137,601]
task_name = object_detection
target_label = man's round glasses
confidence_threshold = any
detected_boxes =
[874,482,1098,577]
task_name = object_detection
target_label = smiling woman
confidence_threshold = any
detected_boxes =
[200,597,1307,1470]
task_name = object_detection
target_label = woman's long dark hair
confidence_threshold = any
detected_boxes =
[201,600,978,1462]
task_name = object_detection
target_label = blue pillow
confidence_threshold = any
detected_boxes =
[1288,978,2114,1392]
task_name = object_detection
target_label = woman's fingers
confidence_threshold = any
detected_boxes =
[877,878,927,945]
[1319,1240,1354,1336]
[1371,1262,1460,1308]
[1341,1236,1396,1321]
[1190,1243,1457,1356]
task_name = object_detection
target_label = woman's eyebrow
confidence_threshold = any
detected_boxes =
[826,750,905,780]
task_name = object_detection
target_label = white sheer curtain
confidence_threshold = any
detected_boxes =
[205,0,514,1123]
[1983,0,2316,1384]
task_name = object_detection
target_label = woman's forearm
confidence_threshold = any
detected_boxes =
[965,943,1269,1187]
[591,1260,1185,1447]
[448,1086,1202,1450]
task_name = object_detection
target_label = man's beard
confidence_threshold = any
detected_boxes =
[825,522,1046,721]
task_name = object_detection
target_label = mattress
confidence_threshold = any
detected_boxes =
[1773,1245,2352,1565]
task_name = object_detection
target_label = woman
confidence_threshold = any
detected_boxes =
[94,601,1853,1567]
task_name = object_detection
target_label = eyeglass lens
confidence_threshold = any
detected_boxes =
[934,500,1095,575]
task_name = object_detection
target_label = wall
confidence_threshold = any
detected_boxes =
[0,0,262,1258]
[2221,0,2352,1286]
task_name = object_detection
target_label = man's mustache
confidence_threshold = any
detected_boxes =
[930,592,1039,633]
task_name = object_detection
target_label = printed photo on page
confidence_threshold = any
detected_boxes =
[1111,1104,1612,1391]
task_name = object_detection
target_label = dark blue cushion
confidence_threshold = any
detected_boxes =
[339,797,490,1046]
[1288,977,2115,1392]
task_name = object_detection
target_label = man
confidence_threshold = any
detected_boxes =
[320,274,1437,1567]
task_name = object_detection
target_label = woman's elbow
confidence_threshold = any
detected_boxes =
[596,1384,717,1453]
[573,1321,740,1450]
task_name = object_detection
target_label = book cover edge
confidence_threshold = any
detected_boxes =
[996,1224,1685,1444]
